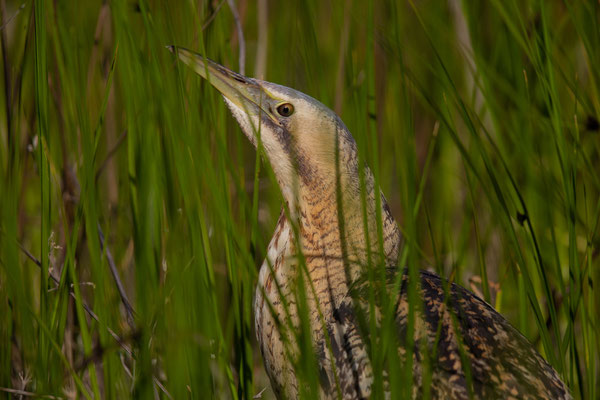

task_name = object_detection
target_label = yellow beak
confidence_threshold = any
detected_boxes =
[168,46,278,124]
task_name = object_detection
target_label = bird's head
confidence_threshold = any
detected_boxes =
[171,46,400,264]
[171,47,358,207]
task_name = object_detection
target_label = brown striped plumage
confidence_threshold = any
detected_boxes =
[172,47,571,399]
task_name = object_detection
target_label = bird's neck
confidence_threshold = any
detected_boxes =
[255,165,401,398]
[293,166,401,271]
[270,130,401,269]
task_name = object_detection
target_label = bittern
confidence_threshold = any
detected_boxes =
[170,47,571,399]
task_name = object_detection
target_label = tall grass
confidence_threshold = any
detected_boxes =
[0,0,598,399]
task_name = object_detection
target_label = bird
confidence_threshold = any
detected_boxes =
[170,46,571,400]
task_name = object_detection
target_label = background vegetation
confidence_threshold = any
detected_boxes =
[0,0,598,398]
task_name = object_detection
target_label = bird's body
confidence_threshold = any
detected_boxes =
[255,205,569,400]
[171,47,571,399]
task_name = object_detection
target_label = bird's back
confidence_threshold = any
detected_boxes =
[389,270,570,399]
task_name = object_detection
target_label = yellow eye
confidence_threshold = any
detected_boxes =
[276,103,294,117]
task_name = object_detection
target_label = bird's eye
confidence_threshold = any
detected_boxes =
[276,103,294,117]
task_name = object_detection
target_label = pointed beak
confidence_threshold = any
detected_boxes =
[168,46,278,125]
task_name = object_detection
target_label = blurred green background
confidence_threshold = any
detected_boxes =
[0,0,598,398]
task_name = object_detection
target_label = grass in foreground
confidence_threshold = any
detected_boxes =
[0,0,598,398]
